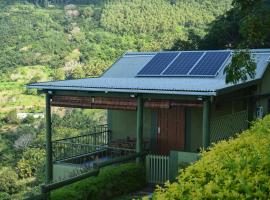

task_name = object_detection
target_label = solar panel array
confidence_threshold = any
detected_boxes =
[137,52,178,75]
[137,50,231,77]
[163,52,204,75]
[190,51,231,76]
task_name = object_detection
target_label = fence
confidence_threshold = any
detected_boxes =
[210,110,248,143]
[53,143,137,182]
[146,154,169,184]
[52,124,111,161]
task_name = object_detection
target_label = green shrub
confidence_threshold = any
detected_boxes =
[0,167,20,194]
[4,110,19,124]
[0,192,10,200]
[22,115,35,124]
[52,163,146,200]
[17,148,45,179]
[153,115,270,199]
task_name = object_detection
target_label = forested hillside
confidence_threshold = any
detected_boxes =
[0,0,231,76]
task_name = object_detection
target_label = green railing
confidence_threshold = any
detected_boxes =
[52,142,137,183]
[54,143,136,166]
[52,124,111,161]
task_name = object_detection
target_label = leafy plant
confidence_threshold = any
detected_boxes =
[52,163,146,200]
[17,148,45,179]
[4,110,19,124]
[0,167,21,194]
[224,50,256,84]
[153,115,270,199]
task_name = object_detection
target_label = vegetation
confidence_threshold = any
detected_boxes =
[201,0,270,49]
[224,50,256,84]
[0,0,269,199]
[0,108,105,199]
[51,163,146,200]
[153,115,270,199]
[0,0,231,76]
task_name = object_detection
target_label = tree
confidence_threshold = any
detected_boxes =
[201,0,269,84]
[224,50,256,84]
[202,0,270,49]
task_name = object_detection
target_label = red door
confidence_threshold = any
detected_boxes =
[157,107,185,155]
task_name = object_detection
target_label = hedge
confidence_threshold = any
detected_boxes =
[153,115,270,199]
[51,163,146,200]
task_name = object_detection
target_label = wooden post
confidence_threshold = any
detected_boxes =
[202,98,210,149]
[136,96,143,163]
[45,94,53,184]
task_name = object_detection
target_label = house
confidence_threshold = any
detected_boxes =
[27,49,270,190]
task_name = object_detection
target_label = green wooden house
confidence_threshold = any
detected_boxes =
[28,49,270,190]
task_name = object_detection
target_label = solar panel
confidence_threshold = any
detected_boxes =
[162,52,204,75]
[190,51,231,76]
[137,52,179,76]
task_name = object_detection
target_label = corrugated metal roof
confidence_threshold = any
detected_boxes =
[27,49,270,96]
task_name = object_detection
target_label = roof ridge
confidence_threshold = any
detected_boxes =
[125,48,270,56]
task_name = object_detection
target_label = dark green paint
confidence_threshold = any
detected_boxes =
[107,110,112,131]
[45,94,53,184]
[185,108,191,151]
[136,96,143,163]
[169,151,179,181]
[202,99,211,148]
[150,111,157,153]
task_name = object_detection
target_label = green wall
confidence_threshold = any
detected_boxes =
[169,150,200,180]
[107,95,249,154]
[108,108,152,141]
[185,107,203,152]
[108,107,204,153]
[259,66,270,115]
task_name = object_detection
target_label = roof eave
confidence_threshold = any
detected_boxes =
[27,85,216,97]
[215,79,260,95]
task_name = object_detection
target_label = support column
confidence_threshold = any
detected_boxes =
[247,97,254,127]
[45,93,53,184]
[136,96,143,163]
[202,98,210,149]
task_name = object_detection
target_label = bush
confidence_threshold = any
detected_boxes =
[5,110,19,124]
[0,192,10,200]
[17,148,45,179]
[0,167,20,194]
[52,163,146,200]
[153,115,270,199]
[22,115,35,124]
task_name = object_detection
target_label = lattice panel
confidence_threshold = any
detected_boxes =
[210,110,248,143]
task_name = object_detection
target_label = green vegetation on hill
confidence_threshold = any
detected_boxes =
[0,66,51,116]
[0,0,232,77]
[201,0,270,49]
[153,115,270,199]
